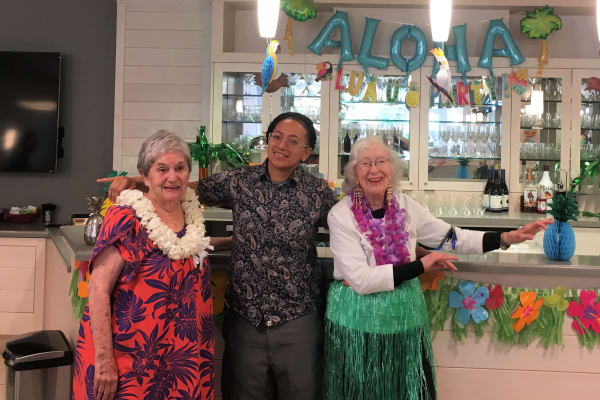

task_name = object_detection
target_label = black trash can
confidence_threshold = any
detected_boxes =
[2,330,73,400]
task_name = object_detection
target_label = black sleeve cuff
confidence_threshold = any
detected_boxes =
[483,231,502,252]
[393,260,425,286]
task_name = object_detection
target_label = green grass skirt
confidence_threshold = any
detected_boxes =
[324,279,437,400]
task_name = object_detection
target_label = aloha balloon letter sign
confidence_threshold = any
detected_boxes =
[308,13,525,79]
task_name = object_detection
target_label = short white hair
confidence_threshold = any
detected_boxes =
[137,130,192,176]
[342,136,406,194]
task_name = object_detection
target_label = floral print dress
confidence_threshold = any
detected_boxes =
[72,205,214,400]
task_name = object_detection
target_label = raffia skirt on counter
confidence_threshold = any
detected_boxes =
[324,279,437,400]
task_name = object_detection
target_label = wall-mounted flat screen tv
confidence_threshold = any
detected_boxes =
[0,51,61,172]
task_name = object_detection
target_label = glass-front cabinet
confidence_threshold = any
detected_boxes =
[572,69,600,187]
[212,63,330,176]
[212,63,269,165]
[510,69,571,193]
[212,63,596,190]
[419,67,511,191]
[270,64,331,177]
[328,67,420,189]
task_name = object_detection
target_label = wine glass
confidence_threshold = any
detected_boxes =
[450,125,461,157]
[439,126,451,156]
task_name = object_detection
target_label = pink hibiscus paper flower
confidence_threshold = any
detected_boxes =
[567,290,600,335]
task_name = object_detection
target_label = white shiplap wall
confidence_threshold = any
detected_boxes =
[114,0,211,176]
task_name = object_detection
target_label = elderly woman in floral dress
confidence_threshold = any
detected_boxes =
[73,130,213,400]
[324,136,552,400]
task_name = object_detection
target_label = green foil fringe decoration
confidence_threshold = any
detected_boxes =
[324,280,436,400]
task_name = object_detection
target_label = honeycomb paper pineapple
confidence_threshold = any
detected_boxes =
[405,82,419,108]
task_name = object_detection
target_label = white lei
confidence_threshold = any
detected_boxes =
[116,188,211,266]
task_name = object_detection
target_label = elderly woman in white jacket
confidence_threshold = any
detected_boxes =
[323,136,552,400]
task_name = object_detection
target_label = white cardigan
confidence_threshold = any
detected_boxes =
[327,192,485,295]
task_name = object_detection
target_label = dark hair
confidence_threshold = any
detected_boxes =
[266,112,317,149]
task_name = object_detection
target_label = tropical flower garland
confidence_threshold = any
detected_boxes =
[421,276,600,349]
[117,188,210,263]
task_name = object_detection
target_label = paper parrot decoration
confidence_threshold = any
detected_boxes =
[261,40,280,94]
[253,72,289,93]
[315,61,333,81]
[281,0,317,54]
[520,6,562,77]
[585,77,600,93]
[427,48,454,105]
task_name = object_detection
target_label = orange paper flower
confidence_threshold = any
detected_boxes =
[419,271,444,292]
[511,291,544,332]
[77,271,91,298]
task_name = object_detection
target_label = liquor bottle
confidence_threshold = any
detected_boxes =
[555,182,566,198]
[393,132,400,152]
[343,132,351,153]
[537,166,554,214]
[523,168,538,212]
[500,169,509,212]
[519,159,527,184]
[482,168,493,211]
[489,165,503,213]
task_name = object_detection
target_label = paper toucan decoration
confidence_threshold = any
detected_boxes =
[316,61,333,81]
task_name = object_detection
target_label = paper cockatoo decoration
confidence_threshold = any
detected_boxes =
[427,48,454,105]
[261,40,280,94]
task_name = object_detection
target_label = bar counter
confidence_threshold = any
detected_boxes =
[1,218,599,278]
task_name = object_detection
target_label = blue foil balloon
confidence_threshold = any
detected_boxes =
[452,24,471,76]
[308,10,354,69]
[390,25,427,82]
[478,19,525,74]
[432,24,471,77]
[357,17,389,78]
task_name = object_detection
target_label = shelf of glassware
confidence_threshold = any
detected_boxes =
[427,120,503,164]
[275,72,324,176]
[218,69,266,145]
[419,66,509,192]
[337,92,412,175]
[579,98,600,162]
[510,70,571,195]
[337,119,410,156]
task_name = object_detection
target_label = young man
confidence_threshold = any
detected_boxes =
[102,112,337,400]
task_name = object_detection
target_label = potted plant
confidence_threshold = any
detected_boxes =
[543,193,580,261]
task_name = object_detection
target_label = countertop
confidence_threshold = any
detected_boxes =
[203,207,600,229]
[2,220,600,278]
[0,222,50,238]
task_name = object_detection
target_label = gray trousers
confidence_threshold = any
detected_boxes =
[221,310,323,400]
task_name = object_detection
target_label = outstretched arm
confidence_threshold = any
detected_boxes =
[97,176,199,202]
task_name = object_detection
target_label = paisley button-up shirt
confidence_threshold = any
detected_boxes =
[197,161,337,327]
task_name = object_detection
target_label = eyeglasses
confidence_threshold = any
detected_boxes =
[269,131,311,148]
[356,158,391,169]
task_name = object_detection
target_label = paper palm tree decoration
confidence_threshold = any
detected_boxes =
[520,6,563,77]
[281,0,317,54]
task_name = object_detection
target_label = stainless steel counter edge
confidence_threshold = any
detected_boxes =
[202,207,600,229]
[454,252,600,277]
[208,250,600,277]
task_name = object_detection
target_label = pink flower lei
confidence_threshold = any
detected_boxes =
[351,188,411,266]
